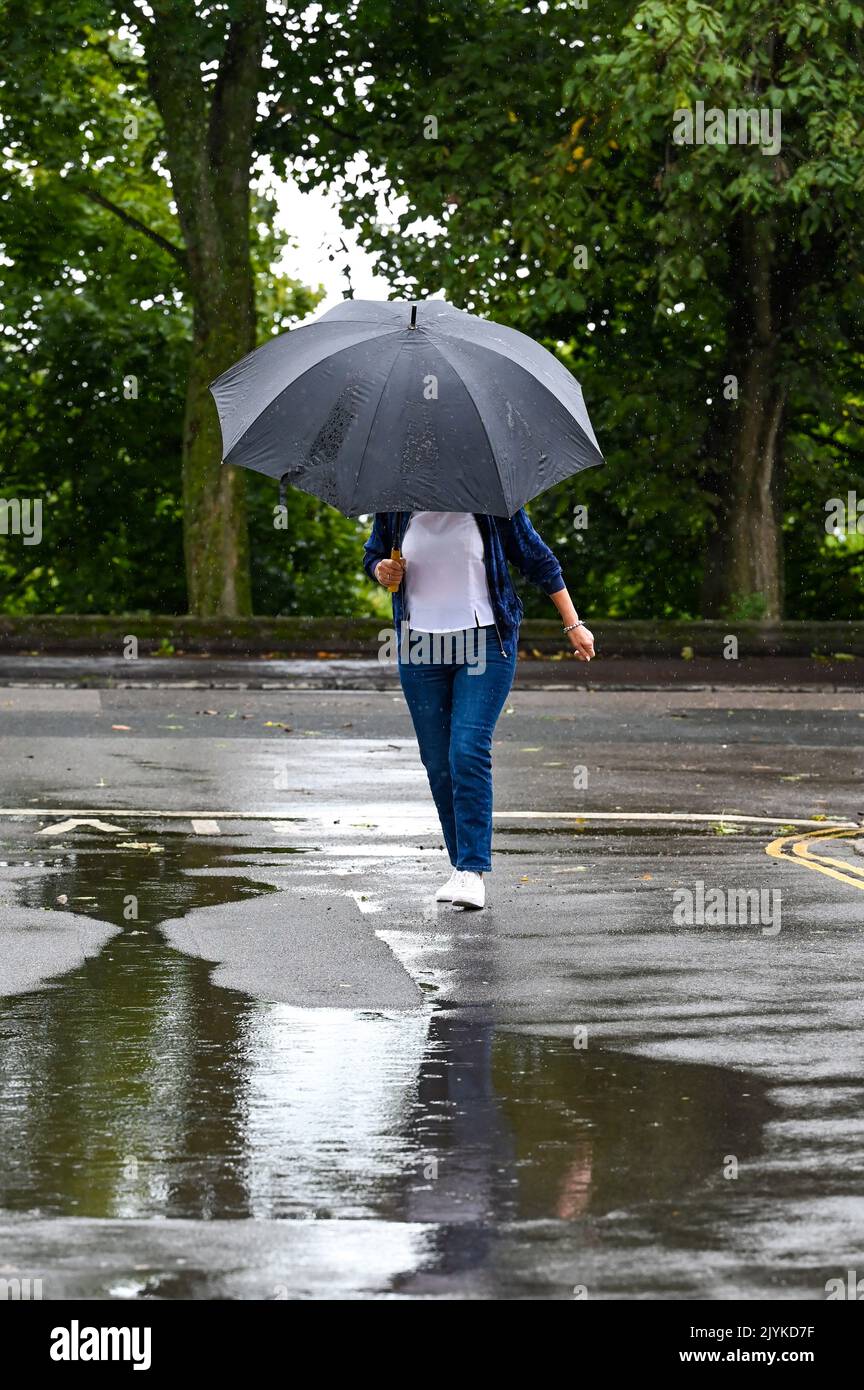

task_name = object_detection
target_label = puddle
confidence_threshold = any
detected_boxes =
[0,976,772,1224]
[10,840,283,926]
[0,836,774,1225]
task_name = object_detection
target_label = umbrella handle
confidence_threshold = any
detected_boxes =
[386,547,402,593]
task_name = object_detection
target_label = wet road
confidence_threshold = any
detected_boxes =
[0,678,863,1298]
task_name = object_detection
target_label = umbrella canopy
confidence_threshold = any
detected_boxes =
[209,298,603,518]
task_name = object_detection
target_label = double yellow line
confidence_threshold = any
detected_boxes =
[765,826,864,891]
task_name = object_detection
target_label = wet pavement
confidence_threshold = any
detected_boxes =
[0,678,863,1298]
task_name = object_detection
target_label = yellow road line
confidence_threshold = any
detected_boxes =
[765,827,864,892]
[793,837,864,880]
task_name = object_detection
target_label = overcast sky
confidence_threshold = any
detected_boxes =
[270,172,395,321]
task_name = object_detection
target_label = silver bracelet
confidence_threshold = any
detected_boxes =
[563,620,584,633]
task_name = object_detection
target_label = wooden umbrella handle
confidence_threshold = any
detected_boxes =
[386,547,402,593]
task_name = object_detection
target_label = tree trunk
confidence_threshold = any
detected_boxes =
[700,215,786,621]
[182,302,253,617]
[144,1,266,617]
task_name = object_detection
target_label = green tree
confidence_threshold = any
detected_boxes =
[0,1,364,615]
[0,108,372,617]
[0,161,189,612]
[303,0,864,619]
[581,1,864,618]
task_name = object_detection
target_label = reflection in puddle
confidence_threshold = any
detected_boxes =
[0,842,775,1287]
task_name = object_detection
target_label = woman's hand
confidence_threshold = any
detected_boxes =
[374,557,405,589]
[567,623,595,661]
[548,587,594,661]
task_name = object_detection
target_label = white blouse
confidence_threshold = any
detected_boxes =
[400,512,496,633]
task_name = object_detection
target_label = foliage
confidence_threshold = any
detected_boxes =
[2,1,863,617]
[0,165,367,615]
[299,0,864,618]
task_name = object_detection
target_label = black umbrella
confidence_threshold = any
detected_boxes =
[209,298,603,518]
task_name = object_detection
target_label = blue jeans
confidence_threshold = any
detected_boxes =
[398,626,517,873]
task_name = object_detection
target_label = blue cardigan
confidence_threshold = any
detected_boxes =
[363,510,565,656]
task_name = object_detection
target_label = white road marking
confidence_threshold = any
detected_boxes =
[191,819,221,835]
[492,811,859,828]
[34,817,128,836]
[4,807,856,831]
[1,808,304,820]
[348,891,380,915]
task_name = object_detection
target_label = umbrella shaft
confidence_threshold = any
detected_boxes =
[387,548,402,594]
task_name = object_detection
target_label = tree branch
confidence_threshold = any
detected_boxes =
[257,104,357,154]
[82,187,188,269]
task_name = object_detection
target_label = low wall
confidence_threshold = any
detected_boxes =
[0,615,862,658]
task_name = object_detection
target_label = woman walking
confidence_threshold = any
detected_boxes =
[364,510,594,909]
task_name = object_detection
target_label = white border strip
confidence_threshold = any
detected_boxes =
[0,808,856,829]
[493,811,859,828]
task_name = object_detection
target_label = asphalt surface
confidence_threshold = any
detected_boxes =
[0,669,863,1299]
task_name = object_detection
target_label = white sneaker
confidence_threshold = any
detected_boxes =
[435,870,461,902]
[449,870,485,909]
